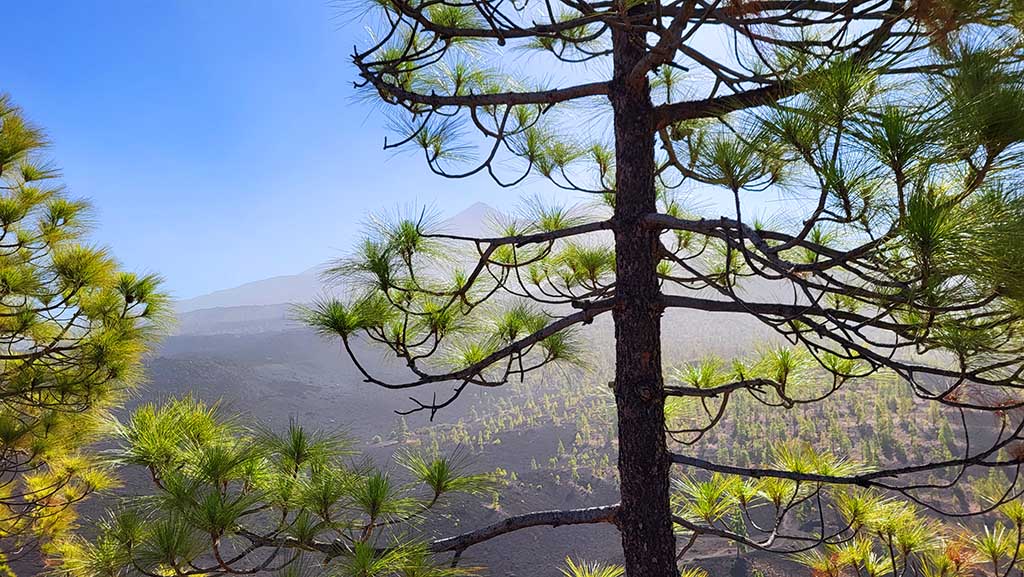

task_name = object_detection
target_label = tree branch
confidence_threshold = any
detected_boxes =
[429,504,620,553]
[653,82,795,130]
[358,70,609,109]
[652,0,905,129]
[240,505,621,559]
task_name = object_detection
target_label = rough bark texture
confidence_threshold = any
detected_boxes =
[610,19,679,577]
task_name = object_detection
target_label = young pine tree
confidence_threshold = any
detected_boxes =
[55,397,495,577]
[0,95,167,567]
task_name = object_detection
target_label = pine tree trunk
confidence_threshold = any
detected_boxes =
[610,19,678,577]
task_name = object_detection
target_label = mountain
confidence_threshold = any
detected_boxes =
[434,201,502,235]
[174,202,503,315]
[174,268,323,314]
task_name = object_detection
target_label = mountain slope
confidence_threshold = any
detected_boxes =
[175,202,503,314]
[175,268,323,313]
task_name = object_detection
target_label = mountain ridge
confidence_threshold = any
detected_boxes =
[175,202,502,314]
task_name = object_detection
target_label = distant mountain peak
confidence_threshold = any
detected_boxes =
[440,202,502,236]
[464,201,495,213]
[175,202,506,314]
[462,201,497,214]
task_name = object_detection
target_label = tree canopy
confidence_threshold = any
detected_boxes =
[0,94,167,567]
[299,0,1024,575]
[55,397,496,577]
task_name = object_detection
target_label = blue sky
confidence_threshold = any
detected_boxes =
[5,1,542,299]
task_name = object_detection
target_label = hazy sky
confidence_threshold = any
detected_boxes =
[6,1,555,299]
[6,1,779,300]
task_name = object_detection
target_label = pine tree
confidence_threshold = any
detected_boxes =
[54,398,494,577]
[392,415,411,442]
[298,2,1024,573]
[0,95,166,564]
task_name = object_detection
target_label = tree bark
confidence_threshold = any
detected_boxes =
[610,18,678,577]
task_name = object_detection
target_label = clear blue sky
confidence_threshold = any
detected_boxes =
[4,1,543,299]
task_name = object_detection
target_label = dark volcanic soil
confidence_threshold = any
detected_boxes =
[13,306,795,576]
